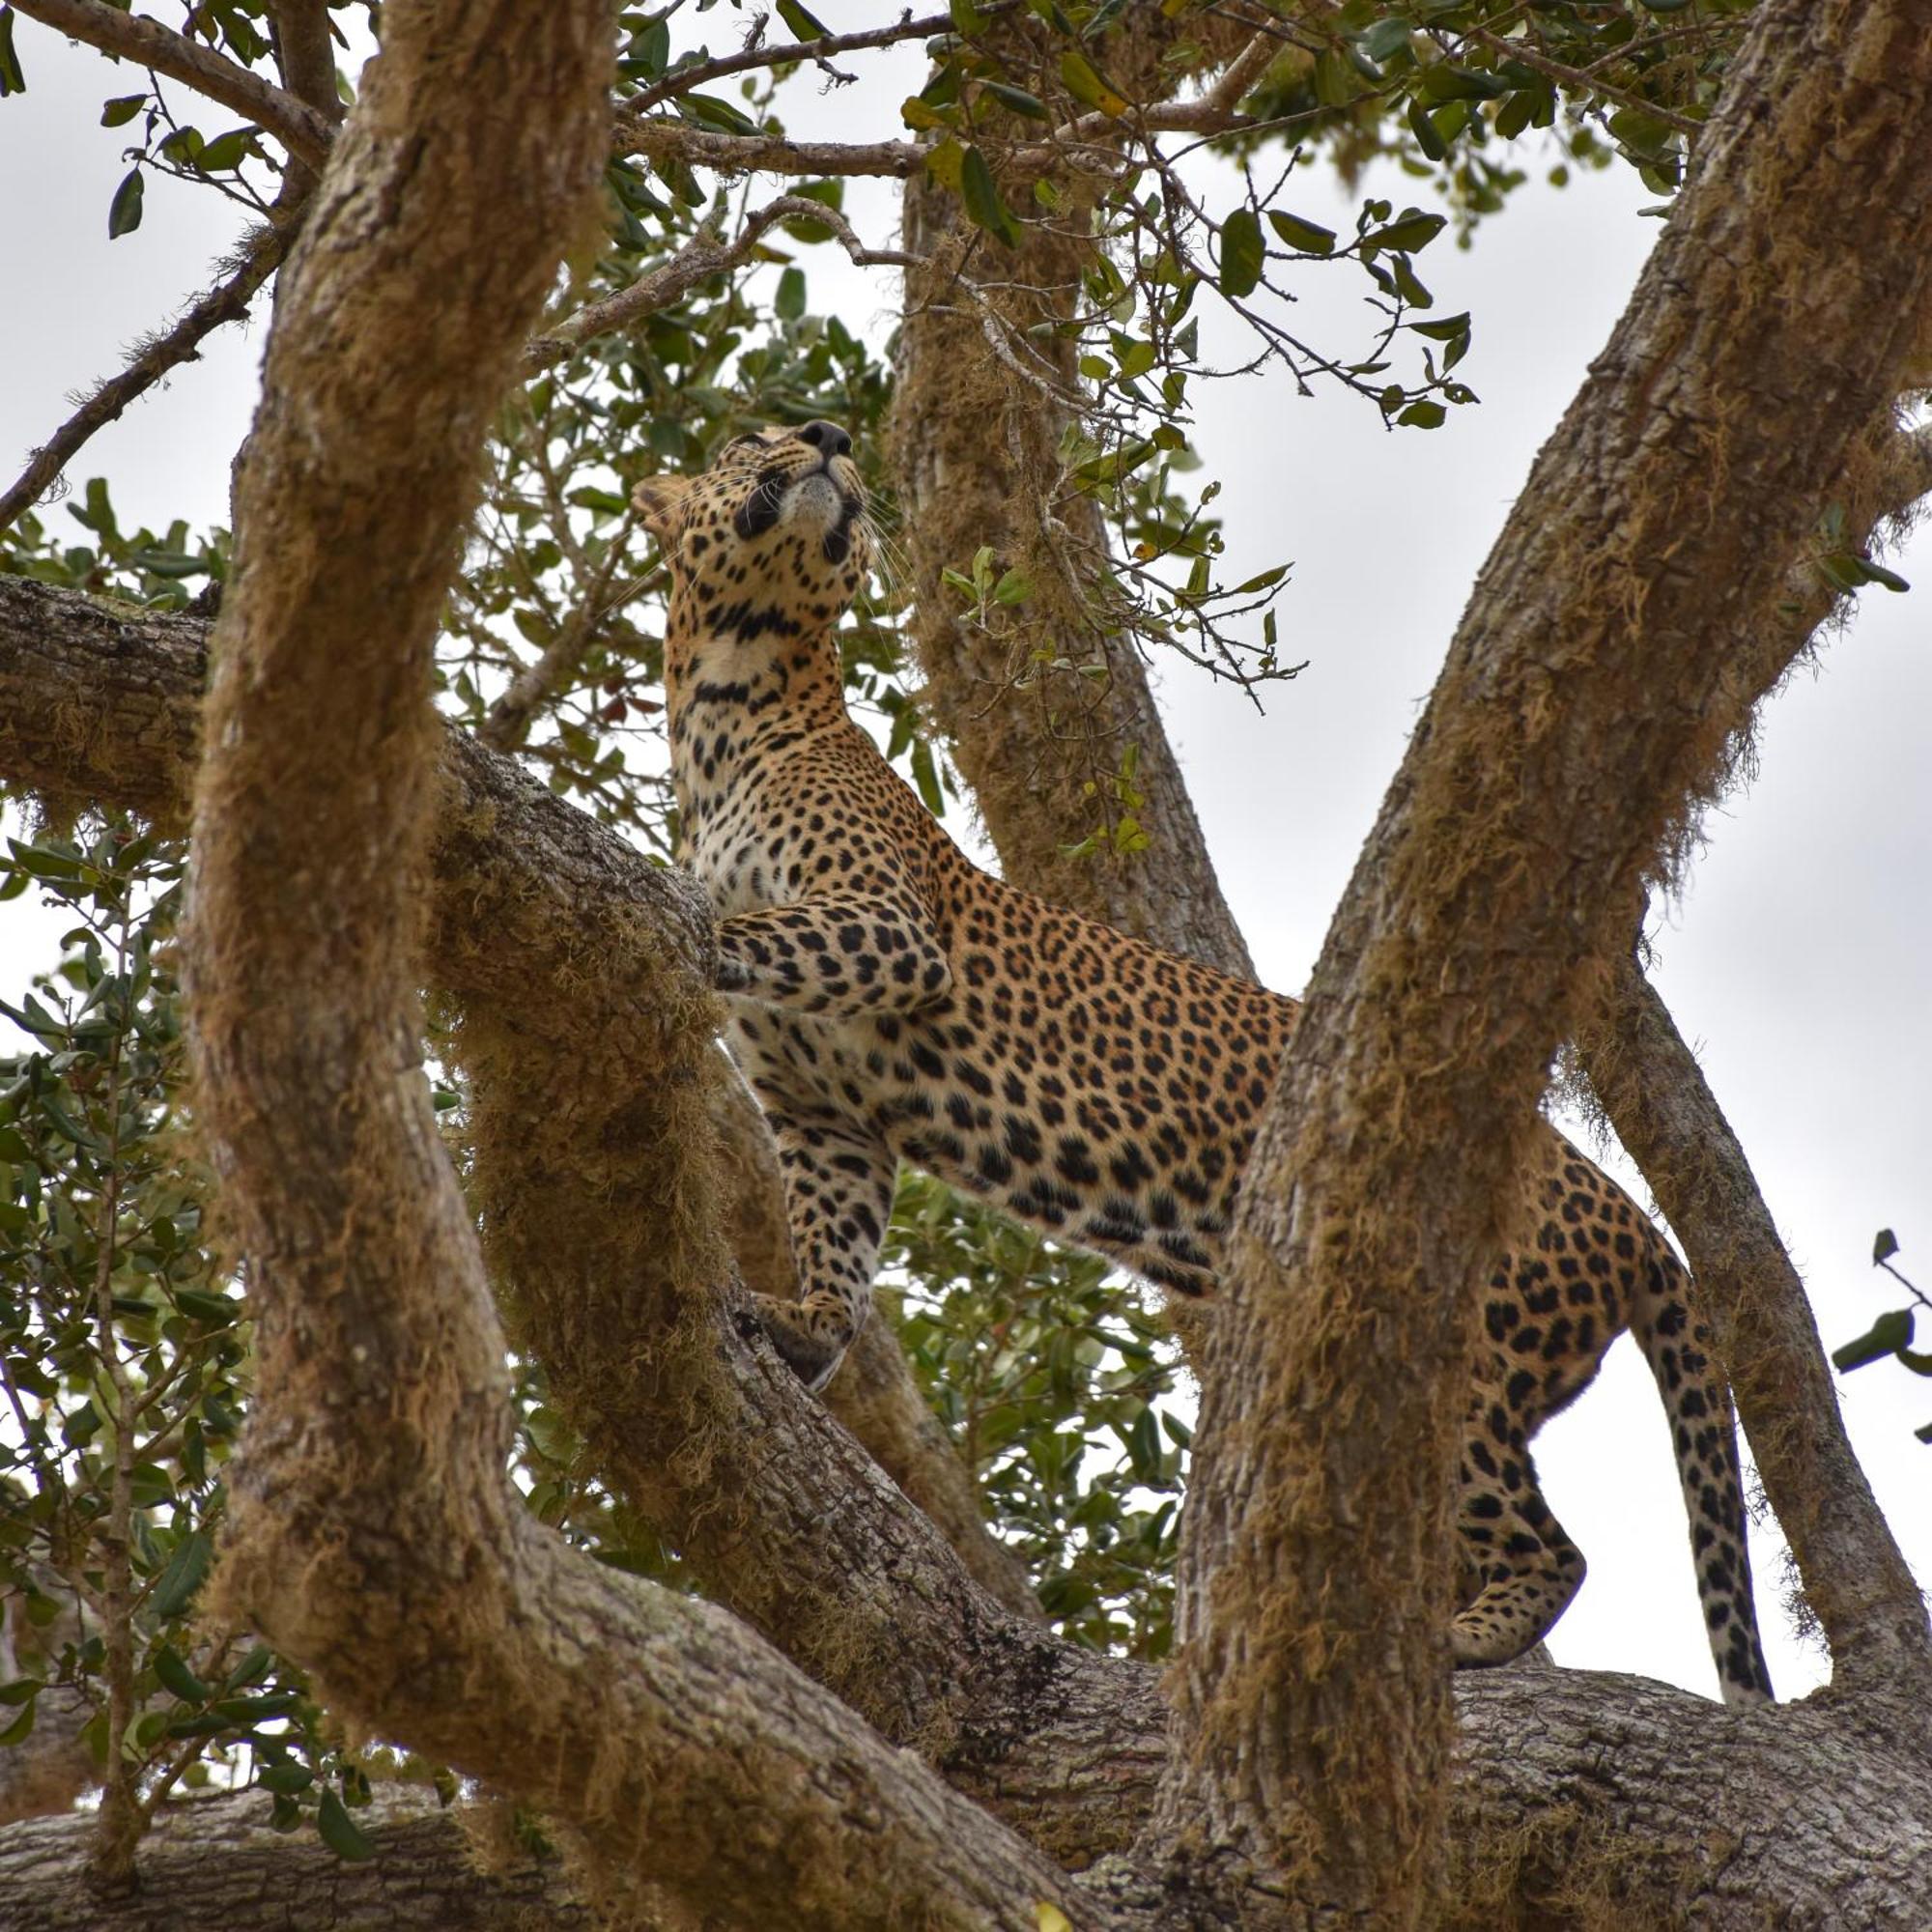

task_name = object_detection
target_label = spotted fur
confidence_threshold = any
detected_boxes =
[632,423,1774,1704]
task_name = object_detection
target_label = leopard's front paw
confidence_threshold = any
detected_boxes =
[748,1293,850,1393]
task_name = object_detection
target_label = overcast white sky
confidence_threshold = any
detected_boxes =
[3,9,1926,1705]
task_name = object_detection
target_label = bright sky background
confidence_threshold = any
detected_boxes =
[3,8,1926,1706]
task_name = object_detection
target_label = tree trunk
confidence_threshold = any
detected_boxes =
[892,14,1259,977]
[1159,0,1932,1918]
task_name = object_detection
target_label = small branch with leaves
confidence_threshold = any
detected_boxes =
[1833,1230,1932,1442]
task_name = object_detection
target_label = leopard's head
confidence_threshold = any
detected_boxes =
[634,420,869,631]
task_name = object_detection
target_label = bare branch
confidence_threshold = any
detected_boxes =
[0,220,291,535]
[614,116,925,178]
[9,0,334,168]
[527,194,917,370]
[626,8,966,115]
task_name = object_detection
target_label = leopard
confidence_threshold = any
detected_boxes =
[631,419,1775,1706]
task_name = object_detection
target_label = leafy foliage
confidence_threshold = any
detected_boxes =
[889,1173,1188,1657]
[0,819,392,1842]
[1833,1231,1932,1443]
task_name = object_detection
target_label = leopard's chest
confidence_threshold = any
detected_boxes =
[684,780,795,920]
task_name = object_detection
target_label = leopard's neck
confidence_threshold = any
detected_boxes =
[665,599,852,838]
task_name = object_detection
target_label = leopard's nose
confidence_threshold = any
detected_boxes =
[798,419,853,459]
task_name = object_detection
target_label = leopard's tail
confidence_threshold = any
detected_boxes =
[1631,1244,1775,1706]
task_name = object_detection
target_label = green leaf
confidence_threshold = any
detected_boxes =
[1862,560,1911,593]
[0,1699,34,1748]
[0,7,24,98]
[196,127,254,172]
[0,1677,43,1707]
[1060,49,1128,117]
[775,0,830,38]
[1217,208,1264,298]
[909,739,946,819]
[1874,1229,1900,1265]
[959,145,1021,248]
[1364,210,1446,255]
[775,266,806,322]
[1406,97,1447,161]
[1265,211,1335,255]
[151,1528,213,1618]
[1833,1308,1915,1373]
[154,1646,210,1705]
[1396,399,1447,429]
[680,93,757,136]
[259,1762,314,1794]
[174,1287,239,1324]
[108,167,144,240]
[983,80,1048,119]
[992,567,1031,606]
[318,1786,377,1861]
[950,0,987,33]
[100,94,146,128]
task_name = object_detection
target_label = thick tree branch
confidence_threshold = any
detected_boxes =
[1570,412,1932,1688]
[9,0,333,168]
[1580,958,1932,1690]
[1,1788,593,1930]
[0,578,1069,1778]
[1160,0,1932,1916]
[894,10,1262,977]
[172,3,1100,1923]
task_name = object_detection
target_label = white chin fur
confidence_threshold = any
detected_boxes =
[782,471,842,528]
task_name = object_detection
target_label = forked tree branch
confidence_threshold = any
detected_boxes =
[526,194,919,370]
[1157,0,1932,1915]
[12,553,1932,1927]
[171,1,1095,1922]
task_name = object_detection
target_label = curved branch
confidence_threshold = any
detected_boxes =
[8,0,333,168]
[0,220,293,535]
[526,195,918,372]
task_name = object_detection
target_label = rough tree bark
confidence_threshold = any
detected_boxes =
[893,11,1261,976]
[8,1,1932,1923]
[1157,1,1932,1919]
[1567,413,1932,1691]
[7,557,1932,1928]
[162,5,1117,1926]
[2,1788,591,1930]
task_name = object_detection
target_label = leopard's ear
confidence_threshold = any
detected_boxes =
[632,472,693,543]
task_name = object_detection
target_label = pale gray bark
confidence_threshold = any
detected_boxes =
[1,1789,590,1931]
